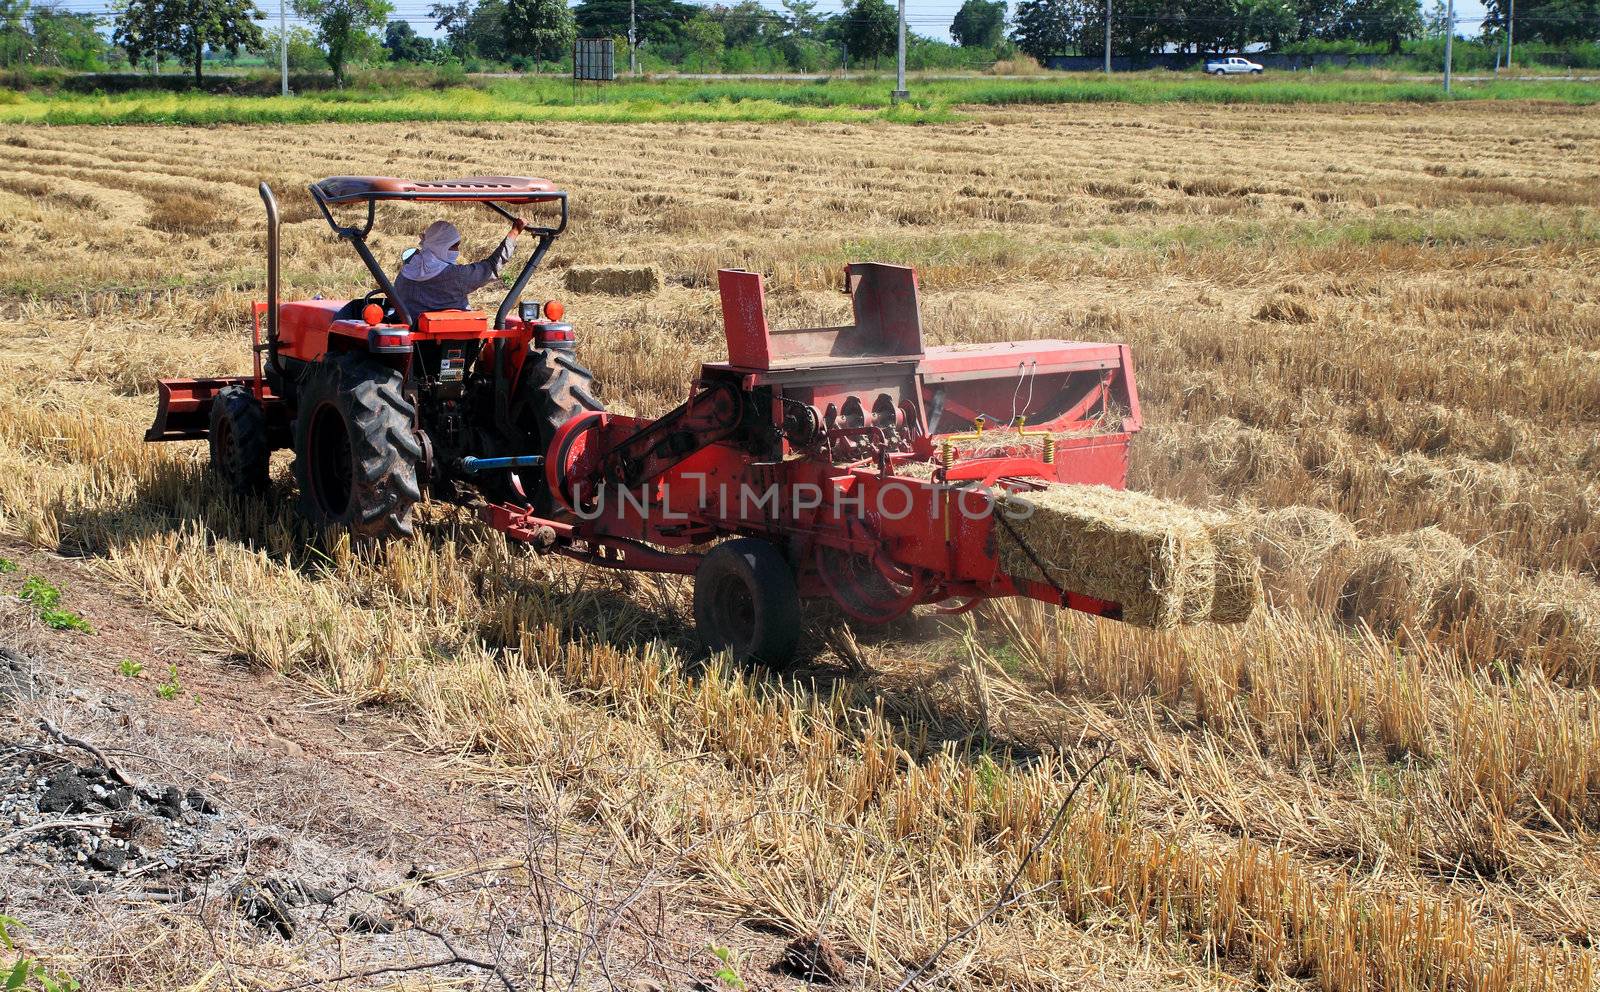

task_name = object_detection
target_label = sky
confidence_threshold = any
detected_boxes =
[52,0,1492,50]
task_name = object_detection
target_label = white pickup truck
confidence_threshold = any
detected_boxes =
[1205,56,1264,75]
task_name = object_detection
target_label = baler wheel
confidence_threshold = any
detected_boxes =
[291,353,422,542]
[209,384,271,498]
[693,538,801,667]
[503,349,604,513]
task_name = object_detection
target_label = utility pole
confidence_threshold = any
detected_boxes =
[892,0,907,102]
[629,0,638,76]
[1506,0,1514,71]
[1103,0,1111,74]
[279,0,288,96]
[1443,0,1453,94]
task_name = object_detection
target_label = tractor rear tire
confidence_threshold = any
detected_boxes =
[291,352,422,542]
[209,384,271,498]
[506,349,604,513]
[693,538,801,667]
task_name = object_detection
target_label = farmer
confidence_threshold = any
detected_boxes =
[393,216,525,319]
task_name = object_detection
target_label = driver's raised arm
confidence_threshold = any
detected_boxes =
[454,218,525,293]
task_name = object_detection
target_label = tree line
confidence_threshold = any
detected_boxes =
[1,0,1597,81]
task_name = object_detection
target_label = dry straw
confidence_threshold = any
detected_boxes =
[1338,526,1477,633]
[1245,505,1360,611]
[563,264,663,296]
[996,485,1260,629]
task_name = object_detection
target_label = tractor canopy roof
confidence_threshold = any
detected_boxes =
[312,175,563,205]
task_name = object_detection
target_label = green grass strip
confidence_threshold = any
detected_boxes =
[1,74,1597,126]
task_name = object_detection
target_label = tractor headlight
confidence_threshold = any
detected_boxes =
[519,299,540,323]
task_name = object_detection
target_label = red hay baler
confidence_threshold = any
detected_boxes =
[147,175,1143,665]
[485,262,1143,662]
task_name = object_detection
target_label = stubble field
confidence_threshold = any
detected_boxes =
[0,100,1598,991]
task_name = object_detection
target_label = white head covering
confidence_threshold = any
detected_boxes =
[402,220,461,281]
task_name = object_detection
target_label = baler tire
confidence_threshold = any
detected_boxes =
[693,538,801,667]
[506,349,604,513]
[291,353,421,543]
[209,384,271,498]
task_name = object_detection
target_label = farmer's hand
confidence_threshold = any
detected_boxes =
[510,217,527,237]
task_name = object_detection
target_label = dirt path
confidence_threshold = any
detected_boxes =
[0,540,814,991]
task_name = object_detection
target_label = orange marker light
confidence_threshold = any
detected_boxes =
[362,303,384,326]
[543,299,565,322]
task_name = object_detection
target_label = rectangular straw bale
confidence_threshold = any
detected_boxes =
[996,484,1260,629]
[1208,519,1263,624]
[563,264,662,296]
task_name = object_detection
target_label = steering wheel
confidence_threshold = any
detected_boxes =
[358,289,401,323]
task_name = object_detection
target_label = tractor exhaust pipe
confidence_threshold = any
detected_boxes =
[259,182,281,381]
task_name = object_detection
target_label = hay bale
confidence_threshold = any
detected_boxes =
[1195,417,1298,488]
[1502,571,1600,683]
[1338,526,1474,632]
[996,485,1260,629]
[1208,519,1261,624]
[1246,505,1360,611]
[1381,453,1521,509]
[1254,295,1313,323]
[563,264,661,296]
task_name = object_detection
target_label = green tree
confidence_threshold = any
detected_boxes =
[711,0,779,47]
[950,0,1005,46]
[1291,0,1345,40]
[683,8,722,66]
[574,0,694,47]
[428,0,471,54]
[1009,0,1071,59]
[253,24,324,69]
[1421,0,1449,36]
[1339,0,1420,51]
[294,0,391,81]
[114,0,264,83]
[782,0,822,35]
[1238,0,1297,49]
[28,5,107,67]
[383,18,435,60]
[836,0,894,65]
[505,0,572,62]
[0,0,28,66]
[465,0,509,61]
[1484,0,1599,44]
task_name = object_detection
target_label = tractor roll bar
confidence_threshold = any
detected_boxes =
[483,196,569,330]
[309,184,414,328]
[495,228,559,330]
[308,183,569,331]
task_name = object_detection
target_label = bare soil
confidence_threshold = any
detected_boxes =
[0,540,812,991]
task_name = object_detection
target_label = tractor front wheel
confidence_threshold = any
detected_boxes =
[291,353,422,542]
[209,384,270,498]
[693,538,801,666]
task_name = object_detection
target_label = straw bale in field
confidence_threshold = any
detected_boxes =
[1381,452,1521,509]
[1196,416,1299,488]
[1208,519,1260,624]
[1254,295,1314,323]
[563,264,662,296]
[1501,571,1600,682]
[995,484,1260,629]
[1246,505,1360,609]
[1338,526,1475,632]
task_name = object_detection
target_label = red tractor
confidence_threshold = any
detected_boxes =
[147,176,599,538]
[149,175,1147,665]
